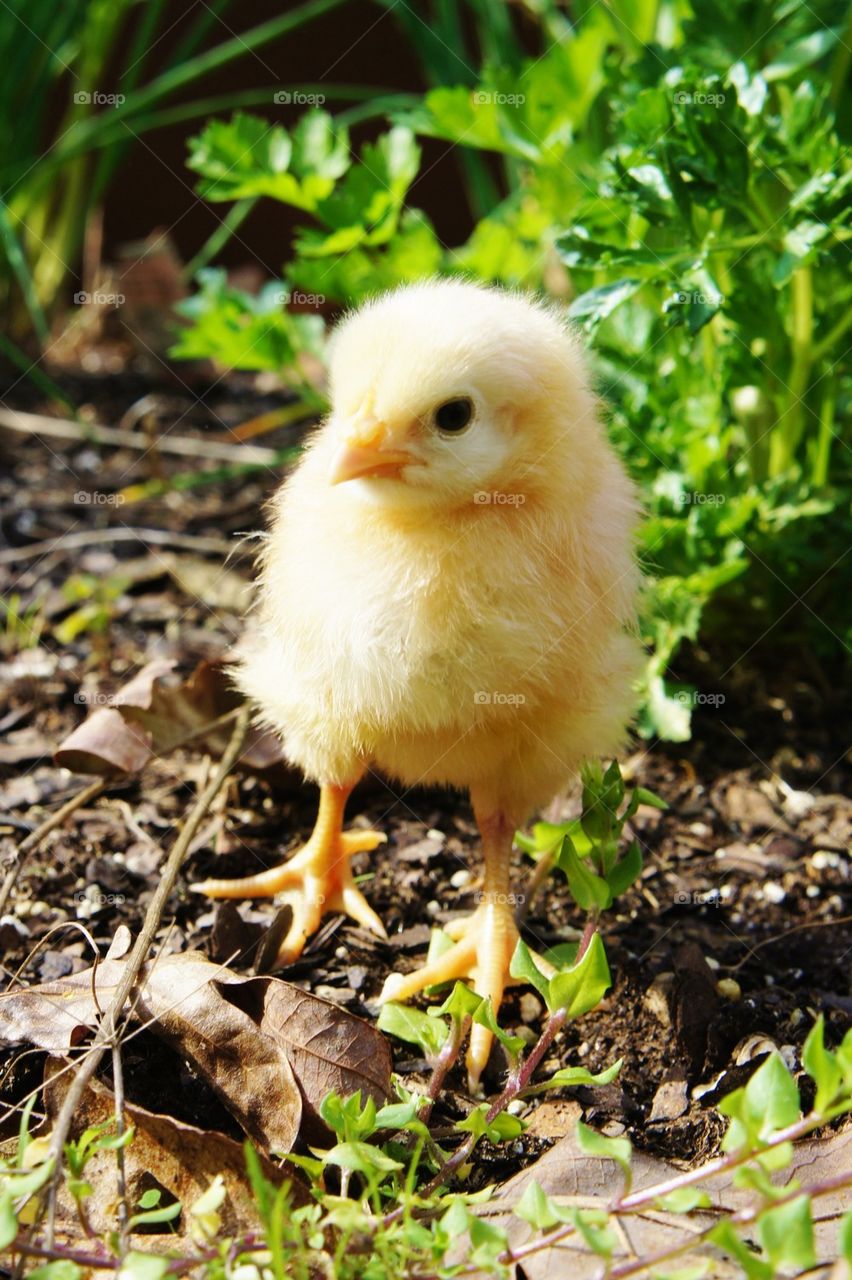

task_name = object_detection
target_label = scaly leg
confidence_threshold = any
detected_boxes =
[380,801,520,1089]
[192,780,387,963]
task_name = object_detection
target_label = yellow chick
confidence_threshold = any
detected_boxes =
[195,279,642,1084]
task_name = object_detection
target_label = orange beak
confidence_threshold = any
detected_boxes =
[329,421,417,485]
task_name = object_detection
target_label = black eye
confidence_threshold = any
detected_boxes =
[433,397,474,433]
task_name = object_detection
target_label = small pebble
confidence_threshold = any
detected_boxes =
[789,1008,805,1028]
[425,900,440,917]
[576,1041,590,1059]
[812,850,840,870]
[427,828,445,842]
[0,916,30,948]
[450,869,471,889]
[806,884,820,898]
[780,1045,797,1071]
[347,965,368,991]
[762,881,786,904]
[506,1099,526,1115]
[716,977,742,1002]
[519,992,543,1024]
[314,984,356,1004]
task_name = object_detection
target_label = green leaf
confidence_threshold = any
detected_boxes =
[720,1052,801,1152]
[324,1141,403,1178]
[471,996,526,1058]
[538,1059,623,1091]
[457,1103,524,1143]
[515,1180,570,1230]
[802,1015,842,1113]
[757,1194,815,1272]
[840,1208,852,1263]
[709,1221,773,1279]
[568,280,643,333]
[127,1200,181,1230]
[576,1121,631,1177]
[187,111,344,209]
[377,1001,449,1057]
[27,1266,81,1280]
[0,1192,16,1249]
[656,1186,712,1213]
[548,932,612,1019]
[434,980,485,1023]
[509,938,553,1004]
[555,834,611,911]
[570,1205,617,1257]
[606,839,643,899]
[117,1253,170,1280]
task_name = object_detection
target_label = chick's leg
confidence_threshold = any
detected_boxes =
[380,801,519,1088]
[192,779,387,963]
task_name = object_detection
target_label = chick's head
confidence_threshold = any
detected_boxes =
[320,279,602,511]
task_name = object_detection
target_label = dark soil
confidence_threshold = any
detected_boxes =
[1,358,850,1182]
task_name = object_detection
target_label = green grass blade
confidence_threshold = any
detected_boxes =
[0,202,48,346]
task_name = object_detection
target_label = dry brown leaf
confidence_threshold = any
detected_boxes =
[0,950,392,1152]
[213,972,395,1127]
[55,657,286,776]
[460,1124,852,1279]
[42,1062,305,1247]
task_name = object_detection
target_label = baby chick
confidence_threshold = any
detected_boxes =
[195,279,642,1084]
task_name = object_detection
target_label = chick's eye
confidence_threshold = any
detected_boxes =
[433,397,474,433]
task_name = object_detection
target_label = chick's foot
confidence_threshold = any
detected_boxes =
[192,782,387,963]
[380,900,519,1089]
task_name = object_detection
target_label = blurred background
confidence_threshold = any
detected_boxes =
[1,0,850,750]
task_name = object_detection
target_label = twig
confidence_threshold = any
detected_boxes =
[111,1042,129,1257]
[43,704,251,1244]
[0,407,285,465]
[0,778,106,916]
[0,526,238,566]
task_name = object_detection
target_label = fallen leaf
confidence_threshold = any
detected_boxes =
[459,1123,852,1278]
[217,973,394,1127]
[41,1062,306,1246]
[0,950,392,1152]
[55,658,287,777]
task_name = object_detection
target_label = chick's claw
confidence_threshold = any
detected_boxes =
[380,901,520,1090]
[192,824,388,965]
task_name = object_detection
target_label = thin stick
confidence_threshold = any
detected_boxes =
[43,704,251,1243]
[111,1041,129,1257]
[0,526,238,567]
[0,408,285,465]
[0,779,106,916]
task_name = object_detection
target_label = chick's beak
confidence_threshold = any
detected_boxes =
[329,420,416,485]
